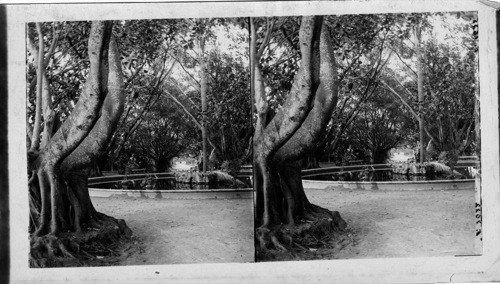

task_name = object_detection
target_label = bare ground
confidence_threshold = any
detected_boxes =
[91,196,254,265]
[92,189,476,264]
[305,188,477,259]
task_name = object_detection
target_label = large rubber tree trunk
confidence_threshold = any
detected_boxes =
[27,21,131,267]
[252,16,347,260]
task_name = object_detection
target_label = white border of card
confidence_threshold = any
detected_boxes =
[8,0,500,283]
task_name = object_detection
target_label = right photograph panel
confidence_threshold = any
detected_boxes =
[251,12,481,262]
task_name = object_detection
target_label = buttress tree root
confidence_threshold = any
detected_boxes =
[27,21,134,267]
[254,163,352,261]
[251,16,353,260]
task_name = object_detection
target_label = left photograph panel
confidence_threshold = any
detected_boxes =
[25,19,254,267]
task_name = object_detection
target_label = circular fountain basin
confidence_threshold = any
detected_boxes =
[88,187,253,199]
[88,171,254,199]
[302,179,476,191]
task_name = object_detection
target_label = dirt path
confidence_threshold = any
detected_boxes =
[92,196,254,265]
[305,188,477,259]
[92,188,476,264]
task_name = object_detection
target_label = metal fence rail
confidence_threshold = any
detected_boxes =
[88,172,175,186]
[88,171,253,186]
[302,164,392,178]
[89,158,479,186]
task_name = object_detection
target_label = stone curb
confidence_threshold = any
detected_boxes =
[302,179,476,191]
[89,188,254,199]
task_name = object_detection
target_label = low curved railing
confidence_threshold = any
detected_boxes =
[89,160,478,187]
[301,164,392,178]
[88,170,254,186]
[88,172,175,186]
[87,170,254,199]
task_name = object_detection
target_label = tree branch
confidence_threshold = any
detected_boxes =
[172,54,201,90]
[257,18,276,59]
[28,23,45,152]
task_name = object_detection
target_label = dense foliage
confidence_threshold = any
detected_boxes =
[27,13,476,174]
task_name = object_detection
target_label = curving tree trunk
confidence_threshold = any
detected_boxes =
[252,16,348,260]
[27,21,131,267]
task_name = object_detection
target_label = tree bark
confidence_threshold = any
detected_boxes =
[28,22,131,268]
[61,35,124,172]
[28,23,45,153]
[31,22,113,237]
[26,29,57,151]
[253,16,347,258]
[254,16,321,227]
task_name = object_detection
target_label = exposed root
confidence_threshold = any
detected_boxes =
[256,208,354,262]
[256,226,290,252]
[29,214,136,268]
[30,234,82,267]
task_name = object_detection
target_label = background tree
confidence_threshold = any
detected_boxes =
[421,39,477,165]
[167,18,215,172]
[205,49,252,165]
[103,19,178,172]
[380,12,478,167]
[250,15,396,168]
[166,19,251,172]
[98,19,251,175]
[317,14,398,165]
[26,21,131,267]
[125,97,198,172]
[348,90,415,164]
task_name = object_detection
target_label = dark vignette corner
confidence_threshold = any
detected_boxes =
[0,4,10,284]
